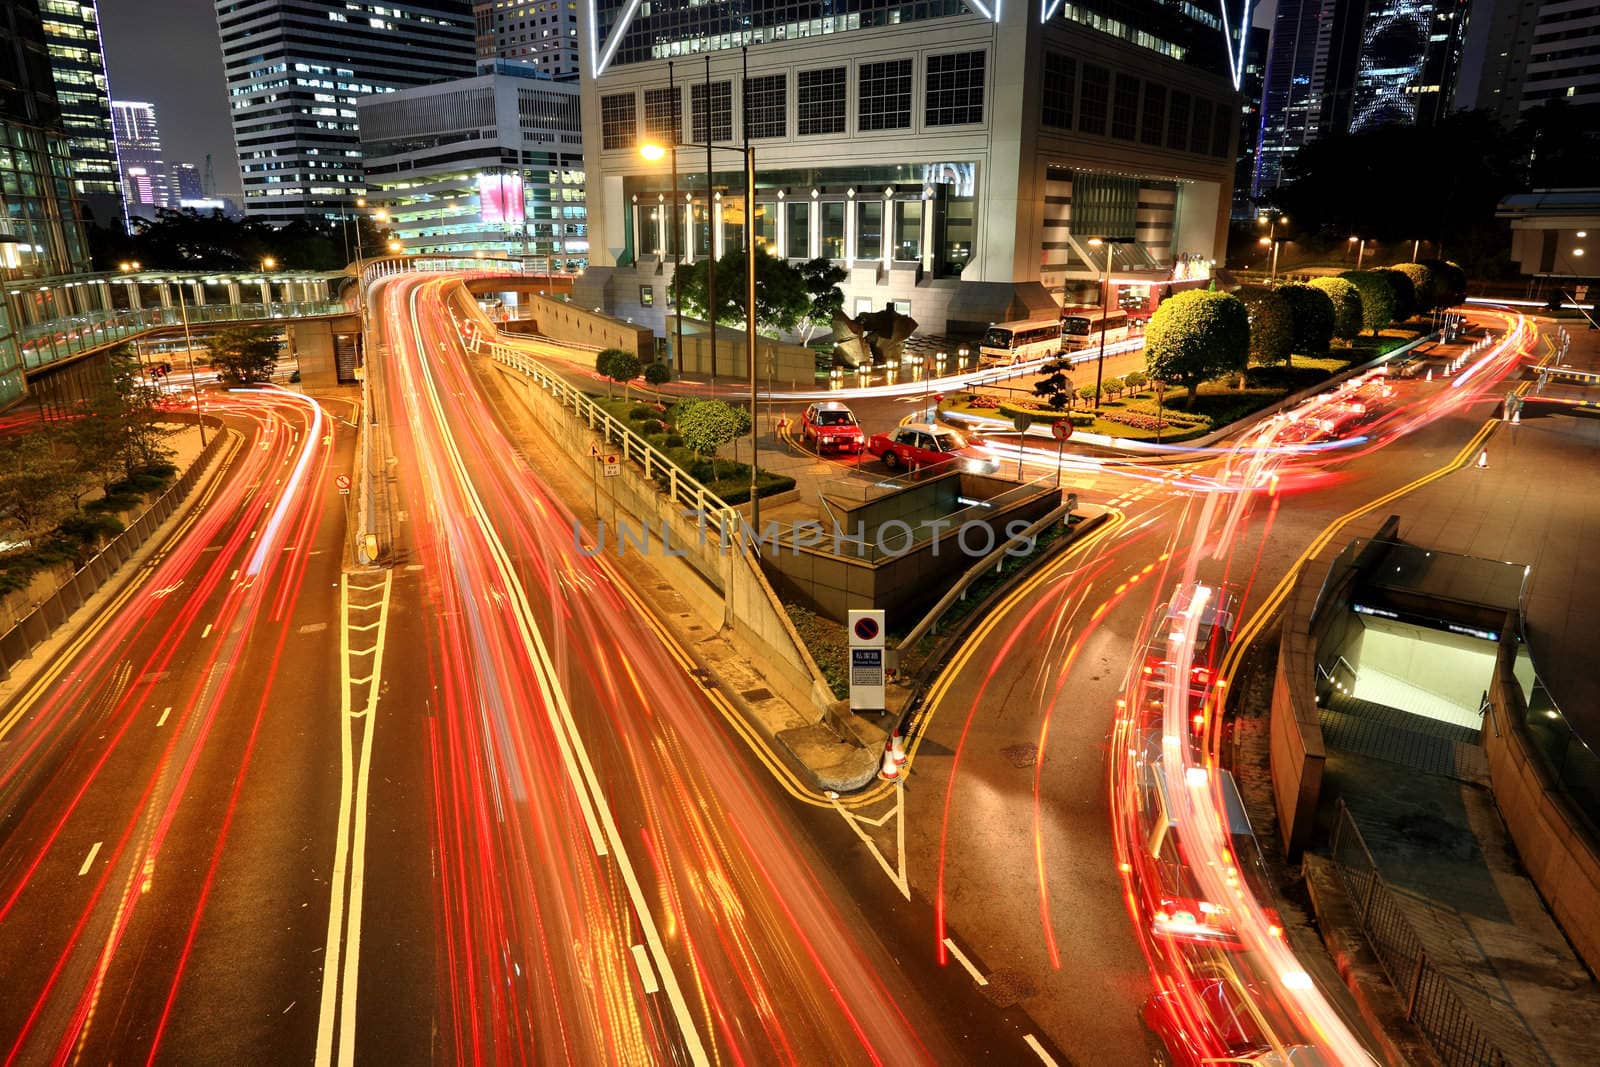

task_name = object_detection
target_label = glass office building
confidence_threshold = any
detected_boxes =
[38,0,121,225]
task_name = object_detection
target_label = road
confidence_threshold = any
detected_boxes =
[0,387,352,1063]
[349,272,1049,1063]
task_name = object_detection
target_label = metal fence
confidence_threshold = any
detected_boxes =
[1328,800,1510,1067]
[0,418,225,681]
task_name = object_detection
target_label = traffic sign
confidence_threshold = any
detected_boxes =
[602,454,621,477]
[852,615,881,643]
[589,440,601,458]
[848,609,886,711]
[336,473,351,495]
[1051,419,1073,442]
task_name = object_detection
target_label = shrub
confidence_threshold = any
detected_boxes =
[639,418,665,435]
[1374,268,1418,322]
[1309,277,1363,342]
[1338,270,1397,334]
[664,434,684,448]
[629,405,655,420]
[1392,262,1438,311]
[58,513,124,546]
[1276,283,1336,356]
[87,493,142,514]
[1419,259,1467,306]
[965,393,1002,409]
[1144,290,1250,405]
[1236,285,1293,366]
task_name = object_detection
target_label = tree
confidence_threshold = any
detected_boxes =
[1374,267,1418,322]
[1236,285,1293,367]
[1309,277,1363,343]
[1276,283,1336,357]
[0,432,72,541]
[1392,262,1438,310]
[643,361,672,391]
[674,252,811,335]
[1124,370,1147,393]
[1032,358,1074,411]
[1144,290,1250,407]
[675,398,745,480]
[797,258,847,345]
[1338,270,1396,335]
[207,325,281,384]
[601,348,641,400]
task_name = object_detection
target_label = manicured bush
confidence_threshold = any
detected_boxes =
[58,513,124,545]
[86,493,141,514]
[629,404,655,420]
[639,418,665,435]
[1145,290,1250,405]
[1374,267,1418,322]
[1236,285,1293,366]
[1419,259,1467,306]
[1392,262,1438,311]
[664,434,684,448]
[1309,277,1363,342]
[1338,270,1397,334]
[1276,283,1336,357]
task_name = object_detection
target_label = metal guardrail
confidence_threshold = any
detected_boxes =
[0,416,226,680]
[1329,800,1510,1067]
[476,337,741,538]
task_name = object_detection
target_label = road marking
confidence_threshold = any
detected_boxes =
[1023,1034,1059,1065]
[157,706,172,727]
[229,569,238,581]
[630,944,659,994]
[200,624,212,639]
[78,842,101,876]
[942,937,987,986]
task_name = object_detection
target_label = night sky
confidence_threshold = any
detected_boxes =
[98,0,242,198]
[92,0,1279,208]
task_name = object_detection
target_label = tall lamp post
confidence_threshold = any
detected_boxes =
[1257,213,1287,280]
[1086,235,1134,408]
[174,277,206,446]
[640,50,762,527]
[1349,235,1368,271]
[1259,235,1284,281]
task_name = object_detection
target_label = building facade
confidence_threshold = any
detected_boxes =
[171,161,205,202]
[212,0,477,224]
[0,0,92,281]
[578,2,1240,340]
[1233,24,1269,218]
[1347,0,1470,131]
[111,100,171,216]
[474,0,579,77]
[37,0,121,225]
[1522,0,1600,110]
[357,68,585,264]
[1252,0,1371,196]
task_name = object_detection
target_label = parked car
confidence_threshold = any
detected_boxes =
[866,423,998,473]
[800,401,865,453]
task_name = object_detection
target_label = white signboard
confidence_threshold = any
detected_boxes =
[848,609,886,711]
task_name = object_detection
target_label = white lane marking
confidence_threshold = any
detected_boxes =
[230,569,239,581]
[942,937,988,986]
[157,706,172,727]
[1024,1034,1059,1065]
[78,842,102,876]
[631,944,659,994]
[200,624,213,639]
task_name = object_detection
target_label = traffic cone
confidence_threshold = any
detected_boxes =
[889,728,908,765]
[1426,368,1433,382]
[1477,449,1488,469]
[879,741,901,781]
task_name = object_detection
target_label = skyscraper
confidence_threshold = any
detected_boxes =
[171,161,205,203]
[1233,25,1270,219]
[37,0,121,225]
[1347,0,1470,131]
[0,0,92,280]
[111,100,171,216]
[212,0,477,224]
[475,0,579,77]
[1521,0,1600,110]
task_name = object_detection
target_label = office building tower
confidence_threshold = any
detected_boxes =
[1522,0,1600,110]
[111,99,171,216]
[1233,25,1270,218]
[579,2,1242,339]
[1347,0,1470,131]
[474,0,579,77]
[357,69,585,263]
[1454,0,1542,122]
[171,161,205,203]
[0,0,92,280]
[37,0,121,224]
[1253,0,1368,196]
[212,0,477,224]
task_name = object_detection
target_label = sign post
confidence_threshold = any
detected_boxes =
[1051,418,1072,487]
[848,609,886,714]
[335,473,351,496]
[1012,412,1032,480]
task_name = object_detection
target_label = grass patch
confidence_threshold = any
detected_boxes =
[786,604,849,699]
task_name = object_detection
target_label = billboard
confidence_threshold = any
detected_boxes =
[478,171,525,227]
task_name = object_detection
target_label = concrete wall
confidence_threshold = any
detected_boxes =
[1484,629,1600,978]
[666,315,816,387]
[492,289,655,361]
[291,320,340,390]
[1350,617,1497,710]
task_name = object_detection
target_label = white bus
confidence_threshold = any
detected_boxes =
[978,318,1063,365]
[1061,309,1130,351]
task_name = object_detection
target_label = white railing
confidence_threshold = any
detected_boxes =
[475,335,741,536]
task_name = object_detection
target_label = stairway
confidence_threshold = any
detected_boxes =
[1319,692,1488,783]
[1350,667,1485,730]
[334,333,359,383]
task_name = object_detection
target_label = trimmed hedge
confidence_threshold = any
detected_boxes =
[1339,270,1397,334]
[1276,283,1336,356]
[1309,277,1363,342]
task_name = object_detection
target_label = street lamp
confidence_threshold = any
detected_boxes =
[1348,236,1368,271]
[386,239,402,254]
[637,47,763,527]
[261,256,277,271]
[1259,235,1286,281]
[1086,235,1134,408]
